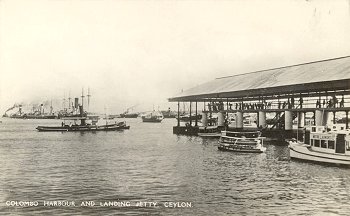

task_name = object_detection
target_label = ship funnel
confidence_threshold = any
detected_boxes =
[19,105,22,115]
[75,98,79,109]
[79,105,84,116]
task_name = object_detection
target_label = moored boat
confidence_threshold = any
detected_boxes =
[197,126,222,137]
[141,111,164,123]
[289,125,350,166]
[218,131,266,153]
[176,114,202,122]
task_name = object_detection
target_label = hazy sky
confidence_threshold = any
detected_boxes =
[1,0,350,114]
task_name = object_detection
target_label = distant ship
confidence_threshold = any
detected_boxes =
[176,114,202,122]
[119,113,139,118]
[119,105,139,118]
[7,104,57,119]
[141,111,164,123]
[36,97,130,132]
[161,108,176,118]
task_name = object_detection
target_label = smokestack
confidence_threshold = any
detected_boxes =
[75,98,79,109]
[41,104,43,115]
[79,105,84,116]
[19,105,22,115]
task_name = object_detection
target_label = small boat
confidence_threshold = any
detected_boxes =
[218,131,266,153]
[289,125,350,166]
[176,114,202,122]
[197,126,221,137]
[141,111,164,123]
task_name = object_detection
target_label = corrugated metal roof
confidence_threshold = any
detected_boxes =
[169,56,350,101]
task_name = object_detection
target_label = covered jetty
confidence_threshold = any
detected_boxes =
[169,56,350,138]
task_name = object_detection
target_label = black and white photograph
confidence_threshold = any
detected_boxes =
[1,0,350,215]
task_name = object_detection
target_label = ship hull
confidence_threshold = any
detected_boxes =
[142,118,162,123]
[36,124,130,132]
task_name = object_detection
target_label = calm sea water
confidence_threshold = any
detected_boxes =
[0,118,350,215]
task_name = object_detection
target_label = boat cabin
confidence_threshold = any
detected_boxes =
[221,131,261,138]
[306,126,350,155]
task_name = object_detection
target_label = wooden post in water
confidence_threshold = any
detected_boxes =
[226,98,229,119]
[189,102,192,126]
[195,101,198,126]
[313,111,316,126]
[177,101,180,127]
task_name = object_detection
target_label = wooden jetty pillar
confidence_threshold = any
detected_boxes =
[177,102,180,127]
[195,101,198,126]
[297,112,305,128]
[315,109,329,126]
[258,111,266,128]
[189,102,192,126]
[201,112,208,126]
[236,111,243,129]
[217,112,225,127]
[285,110,293,130]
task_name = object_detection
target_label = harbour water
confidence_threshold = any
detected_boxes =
[1,118,350,215]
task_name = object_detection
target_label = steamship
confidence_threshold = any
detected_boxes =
[9,104,57,119]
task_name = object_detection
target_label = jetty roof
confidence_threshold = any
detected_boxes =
[169,56,350,102]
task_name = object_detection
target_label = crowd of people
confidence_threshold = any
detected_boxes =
[205,94,346,111]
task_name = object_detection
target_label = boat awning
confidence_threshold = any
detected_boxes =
[169,56,350,102]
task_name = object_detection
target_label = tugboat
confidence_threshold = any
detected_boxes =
[141,111,164,123]
[289,125,350,166]
[218,131,266,153]
[36,99,130,132]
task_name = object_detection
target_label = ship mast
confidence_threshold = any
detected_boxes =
[81,88,85,108]
[63,92,66,110]
[68,91,71,110]
[50,100,53,115]
[87,87,91,111]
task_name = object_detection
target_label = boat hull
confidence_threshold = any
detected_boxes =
[36,124,130,132]
[218,144,266,153]
[289,143,350,166]
[141,118,162,123]
[198,133,221,137]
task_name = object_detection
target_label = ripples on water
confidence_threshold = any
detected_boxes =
[0,118,350,215]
